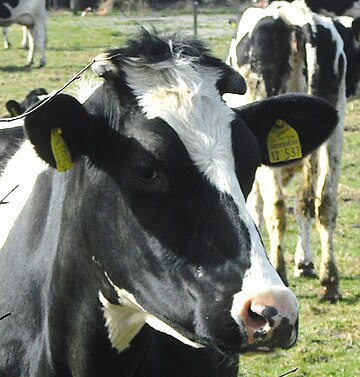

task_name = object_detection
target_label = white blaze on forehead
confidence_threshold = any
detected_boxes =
[123,54,284,290]
[123,59,241,200]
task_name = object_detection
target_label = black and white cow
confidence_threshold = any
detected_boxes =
[5,87,48,117]
[0,31,338,375]
[269,0,360,16]
[226,0,360,302]
[0,0,47,67]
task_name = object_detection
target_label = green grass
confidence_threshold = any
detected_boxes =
[0,8,359,377]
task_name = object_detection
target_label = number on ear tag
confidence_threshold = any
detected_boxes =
[267,119,302,163]
[50,128,74,172]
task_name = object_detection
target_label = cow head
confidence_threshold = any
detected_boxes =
[24,31,337,354]
[5,88,48,117]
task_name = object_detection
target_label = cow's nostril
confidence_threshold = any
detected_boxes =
[247,306,267,329]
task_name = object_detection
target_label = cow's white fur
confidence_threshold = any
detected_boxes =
[99,272,203,351]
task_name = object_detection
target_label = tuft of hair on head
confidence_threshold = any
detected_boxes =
[67,73,103,104]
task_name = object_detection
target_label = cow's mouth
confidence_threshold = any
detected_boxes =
[240,320,298,353]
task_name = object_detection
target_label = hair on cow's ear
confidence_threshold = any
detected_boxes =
[25,94,95,171]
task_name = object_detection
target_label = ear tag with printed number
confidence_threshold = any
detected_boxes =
[267,119,302,163]
[50,128,74,172]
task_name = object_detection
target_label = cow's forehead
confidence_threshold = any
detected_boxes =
[122,60,237,195]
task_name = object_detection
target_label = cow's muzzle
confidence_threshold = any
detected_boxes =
[231,286,298,351]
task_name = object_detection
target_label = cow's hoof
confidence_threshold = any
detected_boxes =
[319,285,341,303]
[294,262,317,278]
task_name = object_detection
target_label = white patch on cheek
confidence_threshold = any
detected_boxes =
[99,273,203,352]
[99,292,147,353]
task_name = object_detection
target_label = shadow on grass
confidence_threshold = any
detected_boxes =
[0,65,32,73]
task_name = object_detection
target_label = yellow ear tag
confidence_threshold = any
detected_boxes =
[267,119,302,163]
[50,128,74,172]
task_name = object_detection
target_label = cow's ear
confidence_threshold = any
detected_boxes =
[237,94,338,166]
[25,94,96,172]
[6,100,23,117]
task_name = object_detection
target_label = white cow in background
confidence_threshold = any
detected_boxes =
[0,0,47,67]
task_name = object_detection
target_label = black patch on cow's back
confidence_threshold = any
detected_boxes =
[0,0,19,19]
[308,24,346,105]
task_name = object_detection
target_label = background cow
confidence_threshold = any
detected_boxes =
[0,0,47,67]
[0,31,338,375]
[226,0,360,302]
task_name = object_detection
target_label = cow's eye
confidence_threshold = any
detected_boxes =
[133,162,159,182]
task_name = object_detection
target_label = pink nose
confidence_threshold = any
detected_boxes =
[231,287,298,350]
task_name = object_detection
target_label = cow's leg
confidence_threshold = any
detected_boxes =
[315,125,343,302]
[3,27,10,49]
[294,155,317,278]
[20,26,29,49]
[255,166,288,285]
[25,28,35,66]
[28,16,47,67]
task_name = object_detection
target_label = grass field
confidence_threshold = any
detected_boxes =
[0,8,359,377]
